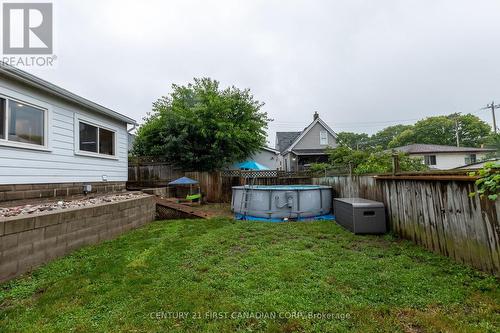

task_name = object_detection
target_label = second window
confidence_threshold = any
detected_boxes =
[78,121,115,156]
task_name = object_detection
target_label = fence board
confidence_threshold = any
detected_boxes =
[128,163,184,187]
[313,175,500,276]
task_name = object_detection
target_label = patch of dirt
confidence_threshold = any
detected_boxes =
[230,245,247,254]
[175,203,233,218]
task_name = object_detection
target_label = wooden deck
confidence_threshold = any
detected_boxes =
[155,197,232,219]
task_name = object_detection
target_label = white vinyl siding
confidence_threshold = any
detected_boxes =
[411,152,490,170]
[0,77,128,185]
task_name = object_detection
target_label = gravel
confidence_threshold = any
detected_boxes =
[0,192,149,219]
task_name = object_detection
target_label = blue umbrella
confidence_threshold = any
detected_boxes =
[168,176,199,185]
[237,160,270,170]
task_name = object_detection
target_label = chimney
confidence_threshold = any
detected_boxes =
[313,111,319,120]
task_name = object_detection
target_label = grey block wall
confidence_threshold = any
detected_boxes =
[0,195,155,282]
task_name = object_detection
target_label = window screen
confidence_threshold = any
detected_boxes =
[320,130,328,145]
[465,154,476,164]
[8,101,44,146]
[424,155,436,166]
[79,122,98,153]
[99,128,114,155]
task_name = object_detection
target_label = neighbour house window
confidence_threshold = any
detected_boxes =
[78,121,115,156]
[465,154,476,164]
[320,130,328,145]
[0,97,46,146]
[424,155,436,166]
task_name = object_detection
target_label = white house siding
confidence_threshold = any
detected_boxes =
[0,77,128,185]
[293,122,337,149]
[230,148,279,170]
[249,149,278,169]
[410,153,489,170]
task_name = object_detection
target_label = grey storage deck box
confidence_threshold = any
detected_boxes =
[333,198,387,234]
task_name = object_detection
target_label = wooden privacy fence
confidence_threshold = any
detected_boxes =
[313,175,500,276]
[128,163,184,188]
[186,171,313,203]
[127,162,314,202]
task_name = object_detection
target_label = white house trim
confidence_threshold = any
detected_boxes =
[262,146,280,154]
[285,117,338,153]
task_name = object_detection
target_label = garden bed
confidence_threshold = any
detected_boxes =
[0,192,149,218]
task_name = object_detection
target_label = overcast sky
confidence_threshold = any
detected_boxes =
[28,0,500,146]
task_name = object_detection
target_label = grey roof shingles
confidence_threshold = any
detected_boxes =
[392,144,496,154]
[276,131,301,152]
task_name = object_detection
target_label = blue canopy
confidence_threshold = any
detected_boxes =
[237,160,270,170]
[168,176,199,185]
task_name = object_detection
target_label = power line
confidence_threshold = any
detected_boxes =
[271,118,419,126]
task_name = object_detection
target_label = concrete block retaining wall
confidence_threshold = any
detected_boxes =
[0,182,127,204]
[0,195,155,282]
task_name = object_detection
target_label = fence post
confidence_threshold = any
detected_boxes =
[391,152,400,175]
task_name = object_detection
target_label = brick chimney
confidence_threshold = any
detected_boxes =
[313,111,319,120]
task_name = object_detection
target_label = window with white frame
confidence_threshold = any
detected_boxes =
[424,155,437,166]
[0,97,46,147]
[78,120,115,156]
[464,154,476,164]
[320,130,328,145]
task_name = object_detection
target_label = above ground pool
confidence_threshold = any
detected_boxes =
[231,185,332,221]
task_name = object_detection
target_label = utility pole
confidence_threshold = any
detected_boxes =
[482,101,500,134]
[454,113,461,147]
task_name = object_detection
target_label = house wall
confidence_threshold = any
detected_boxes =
[0,76,128,185]
[229,148,279,170]
[293,122,337,149]
[410,153,489,170]
[249,149,278,169]
[281,152,299,172]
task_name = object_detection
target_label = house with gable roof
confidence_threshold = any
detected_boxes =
[275,112,338,171]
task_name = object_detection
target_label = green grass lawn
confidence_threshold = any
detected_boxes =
[1,218,498,332]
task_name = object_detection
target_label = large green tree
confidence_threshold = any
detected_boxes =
[388,114,491,148]
[132,78,269,171]
[370,124,412,149]
[336,132,371,150]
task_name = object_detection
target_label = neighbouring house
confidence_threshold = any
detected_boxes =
[454,158,500,170]
[229,146,280,170]
[0,64,137,202]
[391,144,496,170]
[276,112,338,171]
